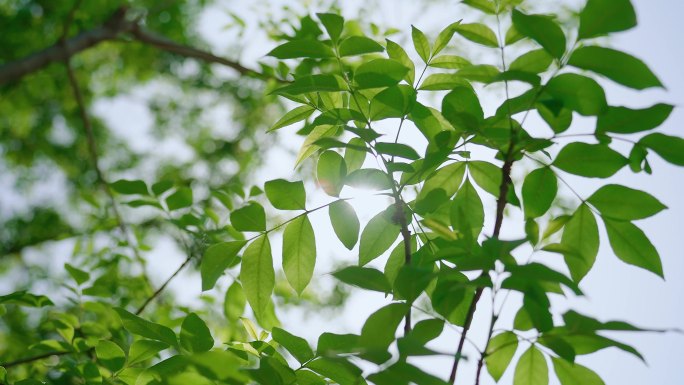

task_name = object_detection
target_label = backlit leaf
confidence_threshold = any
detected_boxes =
[317,151,347,197]
[359,208,401,266]
[115,308,178,348]
[201,241,247,291]
[486,332,518,382]
[514,345,548,385]
[411,25,431,63]
[265,179,306,210]
[329,200,360,250]
[267,40,335,59]
[560,204,599,282]
[455,23,499,47]
[552,357,605,385]
[240,236,275,319]
[354,59,409,89]
[339,36,384,57]
[282,215,316,294]
[270,105,315,131]
[230,202,266,231]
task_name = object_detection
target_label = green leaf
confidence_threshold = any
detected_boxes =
[429,55,471,69]
[265,179,306,210]
[115,308,178,348]
[375,142,420,160]
[579,0,637,39]
[569,46,662,89]
[442,87,484,132]
[317,333,361,355]
[128,340,169,366]
[512,10,566,58]
[240,236,275,319]
[370,85,416,120]
[344,138,368,172]
[360,303,408,362]
[201,241,246,291]
[317,151,347,197]
[545,73,607,116]
[554,143,627,178]
[96,340,126,372]
[274,74,348,95]
[505,24,525,45]
[354,59,409,89]
[462,0,496,14]
[111,179,149,195]
[455,23,499,47]
[419,74,471,91]
[417,162,466,202]
[165,187,193,210]
[180,313,214,353]
[486,332,518,382]
[468,160,502,197]
[552,357,605,385]
[538,103,572,133]
[267,40,335,59]
[587,184,666,220]
[333,266,391,293]
[604,218,663,277]
[283,215,316,295]
[560,204,599,282]
[386,39,416,85]
[450,178,485,240]
[597,104,673,134]
[514,345,548,385]
[457,64,501,83]
[317,13,344,42]
[270,105,315,131]
[224,281,246,321]
[411,25,431,63]
[345,168,393,190]
[329,200,360,250]
[230,202,266,231]
[272,327,314,364]
[306,357,364,385]
[522,167,557,218]
[395,264,434,303]
[338,36,384,57]
[433,21,463,55]
[65,263,89,285]
[509,49,553,73]
[359,208,401,266]
[639,133,684,166]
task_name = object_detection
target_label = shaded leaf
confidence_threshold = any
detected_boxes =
[604,219,663,277]
[267,40,335,59]
[230,202,266,232]
[554,143,627,178]
[597,104,673,134]
[545,73,607,116]
[329,200,360,250]
[512,10,566,58]
[587,184,666,220]
[272,327,314,364]
[569,46,662,89]
[579,0,637,39]
[522,167,557,218]
[333,266,391,293]
[180,313,214,353]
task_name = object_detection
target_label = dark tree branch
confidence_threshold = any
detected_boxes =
[2,350,72,368]
[0,6,270,86]
[135,254,193,315]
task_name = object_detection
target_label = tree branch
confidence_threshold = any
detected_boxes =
[0,6,270,86]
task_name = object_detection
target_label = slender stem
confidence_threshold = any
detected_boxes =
[2,350,72,368]
[449,4,517,383]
